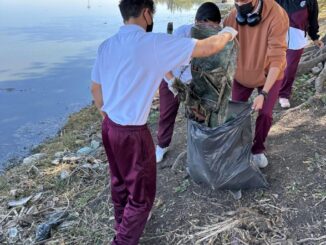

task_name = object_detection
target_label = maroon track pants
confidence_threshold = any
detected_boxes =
[157,80,180,148]
[102,116,156,245]
[279,48,304,99]
[232,79,282,154]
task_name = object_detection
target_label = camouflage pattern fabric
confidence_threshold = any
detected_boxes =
[173,24,237,127]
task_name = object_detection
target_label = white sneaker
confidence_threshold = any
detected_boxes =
[252,153,268,168]
[279,98,290,108]
[155,145,169,163]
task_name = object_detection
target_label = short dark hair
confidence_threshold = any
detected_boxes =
[195,2,221,23]
[119,0,155,21]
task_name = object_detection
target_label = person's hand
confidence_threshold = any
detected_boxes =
[252,95,264,111]
[314,39,324,48]
[219,26,238,41]
[100,111,107,119]
[164,76,178,97]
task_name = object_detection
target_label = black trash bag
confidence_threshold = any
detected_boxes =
[187,101,268,191]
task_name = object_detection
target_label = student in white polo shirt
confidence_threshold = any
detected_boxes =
[156,2,222,163]
[91,0,237,244]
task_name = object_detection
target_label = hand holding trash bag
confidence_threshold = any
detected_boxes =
[252,94,264,111]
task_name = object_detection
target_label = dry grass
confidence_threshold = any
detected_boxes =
[0,106,115,244]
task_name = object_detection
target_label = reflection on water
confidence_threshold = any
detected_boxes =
[0,0,227,169]
[156,0,232,12]
[156,0,209,11]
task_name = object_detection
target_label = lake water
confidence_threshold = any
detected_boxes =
[0,0,215,170]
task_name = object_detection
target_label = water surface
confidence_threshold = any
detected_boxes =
[0,0,211,169]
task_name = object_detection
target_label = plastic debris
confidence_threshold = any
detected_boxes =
[35,212,69,242]
[90,140,100,149]
[77,147,93,155]
[23,153,47,165]
[8,196,32,208]
[7,227,18,238]
[60,170,70,180]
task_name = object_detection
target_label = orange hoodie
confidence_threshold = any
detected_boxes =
[224,0,289,88]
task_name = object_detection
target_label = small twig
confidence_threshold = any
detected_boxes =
[234,236,250,245]
[0,209,15,224]
[261,203,286,212]
[19,206,25,217]
[171,151,187,171]
[315,196,326,207]
[63,194,70,212]
[297,235,326,244]
[34,207,56,215]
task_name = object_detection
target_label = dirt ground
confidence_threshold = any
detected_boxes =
[141,97,326,244]
[1,92,325,244]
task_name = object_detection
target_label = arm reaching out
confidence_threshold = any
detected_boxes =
[192,27,237,58]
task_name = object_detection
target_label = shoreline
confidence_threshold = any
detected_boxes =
[1,103,97,174]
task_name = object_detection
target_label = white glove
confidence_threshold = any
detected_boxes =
[219,26,238,41]
[164,76,178,97]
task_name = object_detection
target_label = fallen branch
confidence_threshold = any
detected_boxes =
[297,52,326,75]
[282,94,325,117]
[315,64,326,94]
[282,96,314,116]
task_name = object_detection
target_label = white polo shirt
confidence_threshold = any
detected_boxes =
[287,27,309,50]
[171,24,193,84]
[91,24,196,125]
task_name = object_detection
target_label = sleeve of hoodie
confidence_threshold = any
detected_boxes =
[307,0,320,41]
[267,8,289,70]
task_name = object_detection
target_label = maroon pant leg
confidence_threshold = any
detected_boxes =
[157,80,180,148]
[279,48,304,99]
[232,79,282,154]
[253,79,282,154]
[102,117,156,245]
[102,121,128,232]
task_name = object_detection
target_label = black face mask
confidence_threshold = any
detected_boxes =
[146,22,154,32]
[144,12,154,32]
[236,2,254,16]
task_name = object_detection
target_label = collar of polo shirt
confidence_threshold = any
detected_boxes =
[120,24,145,32]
